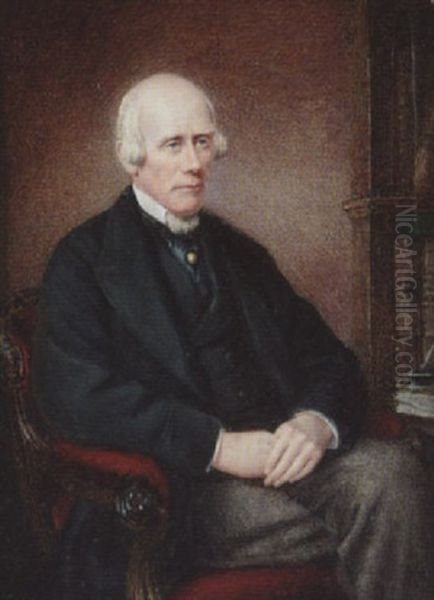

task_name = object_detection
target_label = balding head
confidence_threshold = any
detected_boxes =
[116,73,227,174]
[117,73,225,217]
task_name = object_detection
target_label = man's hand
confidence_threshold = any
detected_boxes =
[212,431,274,478]
[264,413,333,487]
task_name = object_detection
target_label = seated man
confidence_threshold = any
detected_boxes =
[32,73,434,599]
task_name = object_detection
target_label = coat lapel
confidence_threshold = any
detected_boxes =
[95,188,202,397]
[207,221,296,406]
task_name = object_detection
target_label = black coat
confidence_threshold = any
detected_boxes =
[32,186,366,596]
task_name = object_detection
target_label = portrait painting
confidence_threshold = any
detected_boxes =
[0,1,434,599]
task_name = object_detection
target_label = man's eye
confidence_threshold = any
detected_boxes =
[167,140,181,151]
[196,136,210,148]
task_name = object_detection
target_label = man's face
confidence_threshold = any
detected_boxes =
[133,87,216,218]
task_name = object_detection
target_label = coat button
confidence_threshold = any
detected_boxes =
[186,250,198,265]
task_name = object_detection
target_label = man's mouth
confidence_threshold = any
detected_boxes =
[175,183,204,192]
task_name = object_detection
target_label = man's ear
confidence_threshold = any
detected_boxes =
[115,140,125,164]
[129,165,140,179]
[117,141,143,177]
[214,130,228,159]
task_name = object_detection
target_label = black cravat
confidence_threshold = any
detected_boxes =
[166,233,201,281]
[139,209,211,296]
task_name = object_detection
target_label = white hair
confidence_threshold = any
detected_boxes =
[116,74,228,174]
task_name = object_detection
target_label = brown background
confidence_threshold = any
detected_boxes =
[0,1,404,596]
[0,0,370,345]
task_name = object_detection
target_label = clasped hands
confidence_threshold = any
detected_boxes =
[212,412,333,487]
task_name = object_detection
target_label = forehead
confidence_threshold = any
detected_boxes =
[139,90,215,143]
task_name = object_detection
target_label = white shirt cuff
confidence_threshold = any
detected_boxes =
[206,428,225,472]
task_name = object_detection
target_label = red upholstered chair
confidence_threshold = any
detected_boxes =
[0,289,410,600]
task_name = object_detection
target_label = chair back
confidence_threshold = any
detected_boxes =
[0,289,55,558]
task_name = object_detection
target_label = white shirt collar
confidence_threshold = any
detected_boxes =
[132,184,200,234]
[132,184,168,226]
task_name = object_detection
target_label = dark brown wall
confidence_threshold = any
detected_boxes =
[1,0,370,343]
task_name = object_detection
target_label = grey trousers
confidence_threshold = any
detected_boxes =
[190,439,434,600]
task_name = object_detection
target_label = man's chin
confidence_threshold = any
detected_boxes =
[169,194,205,219]
[166,211,200,234]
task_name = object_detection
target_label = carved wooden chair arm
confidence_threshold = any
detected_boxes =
[54,441,169,501]
[1,292,171,600]
[51,444,170,600]
[53,442,169,533]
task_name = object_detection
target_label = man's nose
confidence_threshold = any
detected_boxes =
[182,142,201,173]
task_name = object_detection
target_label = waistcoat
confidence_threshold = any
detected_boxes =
[141,213,285,432]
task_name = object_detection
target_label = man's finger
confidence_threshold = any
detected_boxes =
[289,456,319,483]
[273,453,313,487]
[266,442,311,486]
[286,444,321,480]
[264,435,288,476]
[264,436,308,485]
[264,444,296,485]
[275,456,317,487]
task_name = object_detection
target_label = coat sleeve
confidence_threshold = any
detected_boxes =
[263,256,367,450]
[32,238,221,477]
